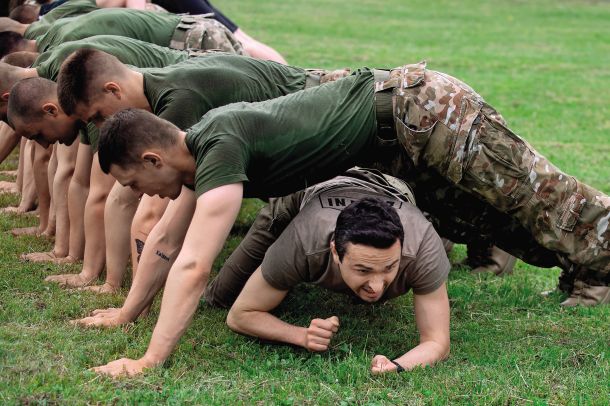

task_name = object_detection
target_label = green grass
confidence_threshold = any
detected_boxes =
[1,0,610,403]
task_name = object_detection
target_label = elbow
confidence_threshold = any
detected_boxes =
[436,338,450,362]
[226,307,250,335]
[226,308,242,333]
[441,341,450,361]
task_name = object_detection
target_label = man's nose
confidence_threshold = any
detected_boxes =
[368,276,384,293]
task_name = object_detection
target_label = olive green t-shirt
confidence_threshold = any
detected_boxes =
[24,0,98,39]
[35,8,181,52]
[261,184,450,297]
[185,69,377,198]
[33,35,188,81]
[141,53,308,130]
[32,35,187,150]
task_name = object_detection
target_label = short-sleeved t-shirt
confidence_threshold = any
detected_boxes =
[31,35,185,150]
[24,0,98,39]
[33,35,188,81]
[34,8,181,52]
[261,185,450,298]
[185,69,377,198]
[141,53,308,130]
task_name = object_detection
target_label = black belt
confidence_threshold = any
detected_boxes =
[373,69,395,138]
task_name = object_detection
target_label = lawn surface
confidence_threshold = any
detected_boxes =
[1,0,609,404]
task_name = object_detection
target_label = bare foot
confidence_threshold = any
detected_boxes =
[78,283,120,294]
[21,251,78,264]
[40,228,56,238]
[0,181,17,193]
[0,170,18,178]
[45,273,96,288]
[0,205,37,215]
[11,226,43,237]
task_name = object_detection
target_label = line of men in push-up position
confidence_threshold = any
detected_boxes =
[1,0,609,377]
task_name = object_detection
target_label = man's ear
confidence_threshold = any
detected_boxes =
[1,92,9,102]
[42,102,58,116]
[330,240,340,264]
[142,151,162,168]
[103,82,122,98]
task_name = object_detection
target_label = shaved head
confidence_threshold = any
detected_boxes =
[0,31,29,59]
[0,61,35,121]
[98,109,179,173]
[1,50,38,67]
[57,48,131,116]
[8,77,56,124]
[0,61,29,93]
[9,5,40,24]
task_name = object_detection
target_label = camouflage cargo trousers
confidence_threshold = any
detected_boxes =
[169,15,245,55]
[372,61,610,289]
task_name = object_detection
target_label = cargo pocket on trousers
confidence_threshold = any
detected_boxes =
[461,117,536,212]
[394,115,437,168]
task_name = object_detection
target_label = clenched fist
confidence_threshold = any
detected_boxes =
[303,316,339,352]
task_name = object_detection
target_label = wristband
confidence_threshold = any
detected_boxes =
[390,359,405,373]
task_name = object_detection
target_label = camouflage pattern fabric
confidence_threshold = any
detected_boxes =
[375,61,610,288]
[170,15,245,55]
[304,68,352,89]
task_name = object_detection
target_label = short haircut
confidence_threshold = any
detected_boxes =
[333,197,404,261]
[98,108,180,174]
[9,5,40,23]
[57,48,128,116]
[1,50,38,67]
[0,61,26,93]
[0,31,27,59]
[8,77,56,125]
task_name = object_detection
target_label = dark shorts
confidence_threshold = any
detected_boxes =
[39,0,69,16]
[154,0,239,32]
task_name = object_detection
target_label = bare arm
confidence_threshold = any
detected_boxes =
[227,268,339,351]
[96,0,147,9]
[73,187,197,326]
[93,183,243,376]
[0,123,21,169]
[371,282,450,374]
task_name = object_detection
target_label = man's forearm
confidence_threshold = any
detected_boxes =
[141,262,211,365]
[227,309,306,348]
[395,340,449,370]
[120,235,182,322]
[0,123,20,165]
[121,190,196,321]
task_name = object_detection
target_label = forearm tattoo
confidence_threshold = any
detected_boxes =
[135,239,145,262]
[155,250,170,262]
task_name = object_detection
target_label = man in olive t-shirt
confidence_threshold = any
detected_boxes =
[0,7,243,57]
[23,0,98,39]
[17,49,315,290]
[3,36,194,269]
[224,171,450,373]
[90,63,610,376]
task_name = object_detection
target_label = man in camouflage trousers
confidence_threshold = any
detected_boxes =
[374,62,609,305]
[90,61,610,377]
[168,14,244,55]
